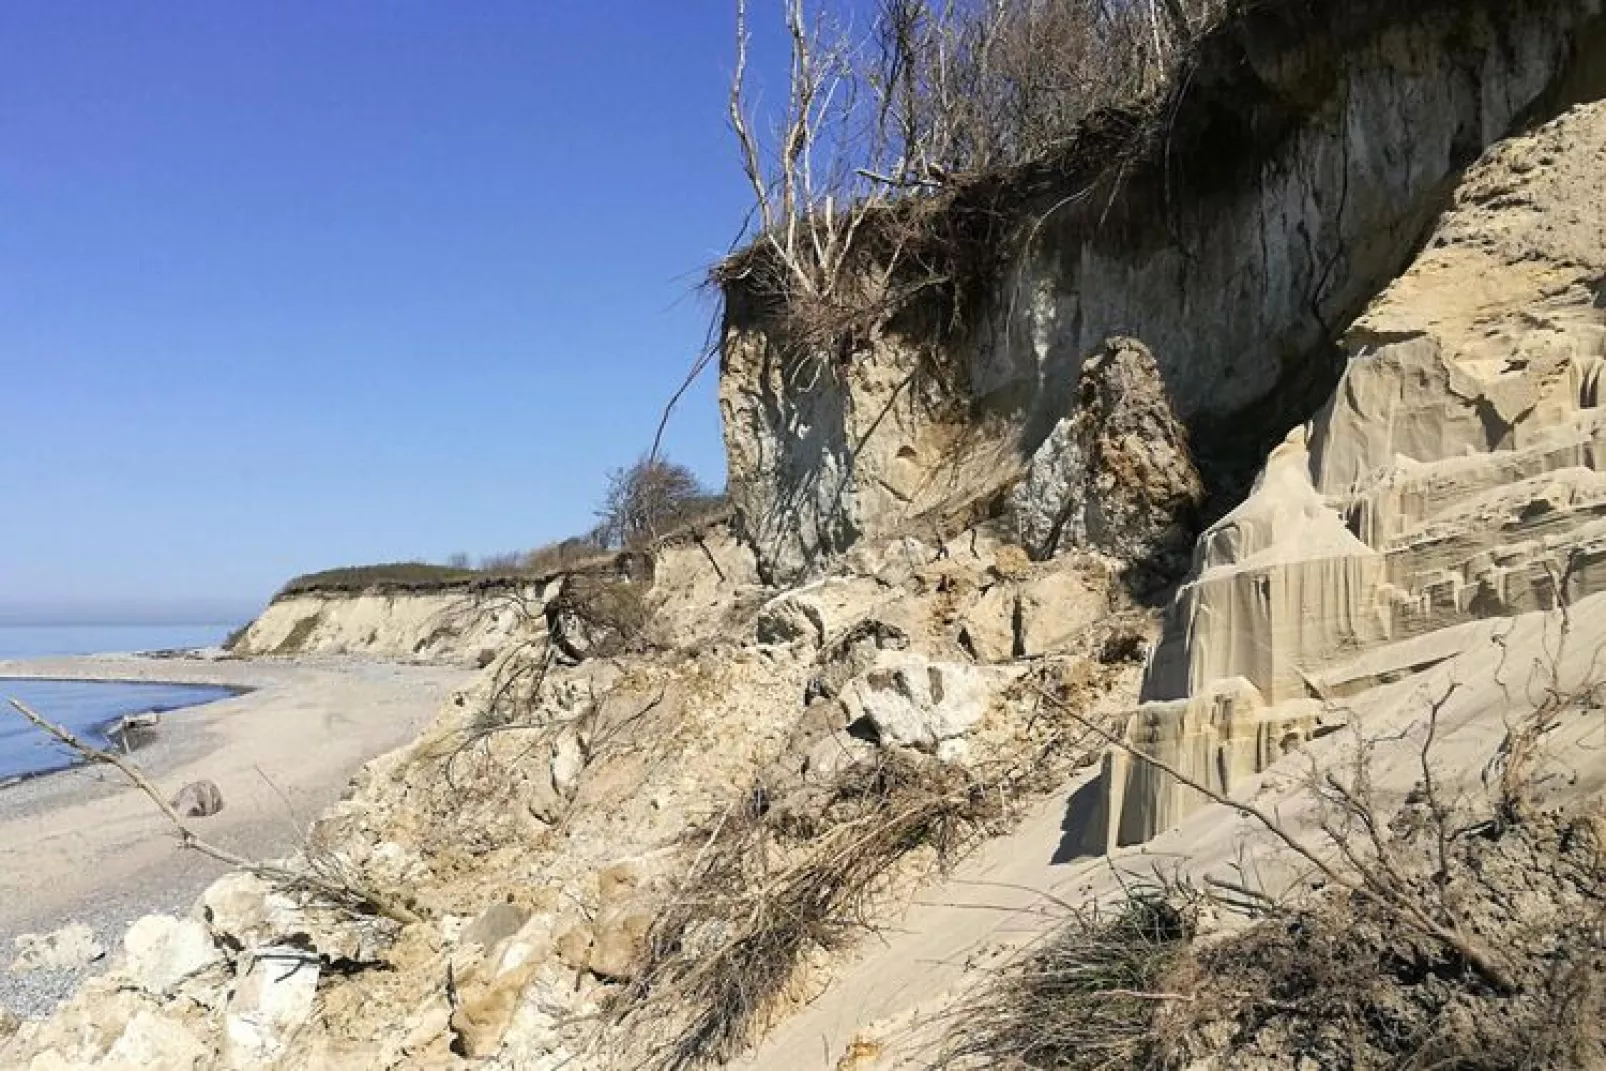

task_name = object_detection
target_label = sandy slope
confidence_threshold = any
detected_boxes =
[736,595,1606,1068]
[0,655,469,950]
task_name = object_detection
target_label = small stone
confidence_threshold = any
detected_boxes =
[462,903,531,952]
[170,779,225,818]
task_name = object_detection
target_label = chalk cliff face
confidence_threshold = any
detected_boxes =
[1102,100,1606,846]
[721,0,1606,582]
[232,591,524,664]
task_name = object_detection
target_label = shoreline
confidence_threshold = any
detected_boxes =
[0,669,252,789]
[0,652,471,1018]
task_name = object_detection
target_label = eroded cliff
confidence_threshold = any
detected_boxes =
[1104,99,1606,846]
[722,0,1606,582]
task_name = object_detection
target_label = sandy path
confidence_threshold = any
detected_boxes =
[0,655,470,969]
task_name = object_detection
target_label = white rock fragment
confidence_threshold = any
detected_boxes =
[223,947,320,1068]
[118,915,224,999]
[9,923,105,972]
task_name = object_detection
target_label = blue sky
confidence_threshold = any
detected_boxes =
[0,3,787,621]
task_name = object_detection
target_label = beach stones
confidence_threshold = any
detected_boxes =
[170,779,224,818]
[9,922,106,972]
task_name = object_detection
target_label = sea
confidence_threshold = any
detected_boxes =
[0,624,241,783]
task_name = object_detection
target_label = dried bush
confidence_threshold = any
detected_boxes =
[1163,807,1606,1070]
[721,0,1231,368]
[609,751,1015,1070]
[936,887,1197,1070]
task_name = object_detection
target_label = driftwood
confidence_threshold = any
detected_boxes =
[6,698,420,925]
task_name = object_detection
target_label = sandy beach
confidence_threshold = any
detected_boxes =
[0,654,470,1015]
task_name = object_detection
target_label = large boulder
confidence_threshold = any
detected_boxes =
[1010,338,1202,574]
[117,916,225,1001]
[222,948,321,1068]
[840,652,1016,753]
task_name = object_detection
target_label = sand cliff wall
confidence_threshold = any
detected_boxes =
[1101,99,1606,847]
[230,590,527,664]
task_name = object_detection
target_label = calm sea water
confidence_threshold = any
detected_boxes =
[0,624,240,783]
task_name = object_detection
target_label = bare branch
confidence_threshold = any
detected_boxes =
[1031,687,1516,993]
[6,698,420,925]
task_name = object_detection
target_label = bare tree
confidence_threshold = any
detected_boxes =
[721,0,1230,365]
[596,456,707,548]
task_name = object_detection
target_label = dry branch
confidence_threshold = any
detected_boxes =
[6,697,420,926]
[1030,687,1516,993]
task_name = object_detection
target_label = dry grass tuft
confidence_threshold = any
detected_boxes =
[936,887,1197,1070]
[610,751,1015,1070]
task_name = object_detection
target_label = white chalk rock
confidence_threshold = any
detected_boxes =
[223,947,320,1068]
[841,651,1014,751]
[118,916,224,1000]
[9,923,105,972]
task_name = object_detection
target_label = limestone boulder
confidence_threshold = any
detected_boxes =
[447,913,556,1058]
[1017,568,1109,657]
[586,860,655,982]
[840,652,1016,752]
[587,907,652,982]
[199,872,397,965]
[1010,337,1202,574]
[104,1009,210,1069]
[10,923,105,972]
[222,948,320,1068]
[117,916,225,1001]
[756,576,889,648]
[957,583,1018,663]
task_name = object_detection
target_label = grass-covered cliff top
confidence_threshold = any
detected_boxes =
[272,494,732,601]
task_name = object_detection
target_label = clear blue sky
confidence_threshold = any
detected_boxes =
[0,3,783,621]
